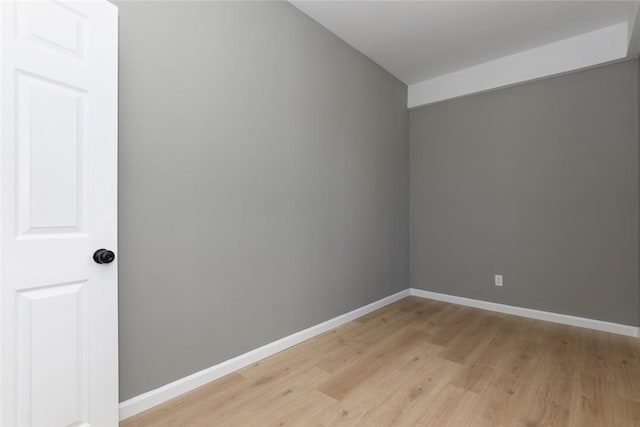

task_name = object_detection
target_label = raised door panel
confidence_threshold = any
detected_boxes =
[16,71,87,237]
[15,0,87,60]
[16,282,89,427]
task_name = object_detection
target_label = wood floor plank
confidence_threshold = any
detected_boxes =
[319,339,448,425]
[356,356,461,426]
[121,297,640,427]
[318,329,430,400]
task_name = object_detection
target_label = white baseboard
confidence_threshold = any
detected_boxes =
[118,288,411,421]
[120,286,639,421]
[409,288,639,338]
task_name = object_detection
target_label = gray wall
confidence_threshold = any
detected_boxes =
[118,0,639,401]
[117,1,408,400]
[410,59,639,326]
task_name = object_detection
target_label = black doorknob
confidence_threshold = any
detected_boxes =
[93,249,115,264]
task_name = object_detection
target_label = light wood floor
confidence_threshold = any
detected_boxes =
[121,297,640,426]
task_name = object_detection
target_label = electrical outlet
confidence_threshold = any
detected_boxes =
[495,275,503,287]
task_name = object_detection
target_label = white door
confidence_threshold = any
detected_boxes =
[0,0,118,426]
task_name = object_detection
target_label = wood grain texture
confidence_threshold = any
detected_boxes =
[121,297,640,426]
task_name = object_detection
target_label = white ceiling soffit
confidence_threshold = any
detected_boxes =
[290,1,640,108]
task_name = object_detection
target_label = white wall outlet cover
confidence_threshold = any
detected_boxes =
[495,275,503,287]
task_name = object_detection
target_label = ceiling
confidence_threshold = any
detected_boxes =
[291,1,640,107]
